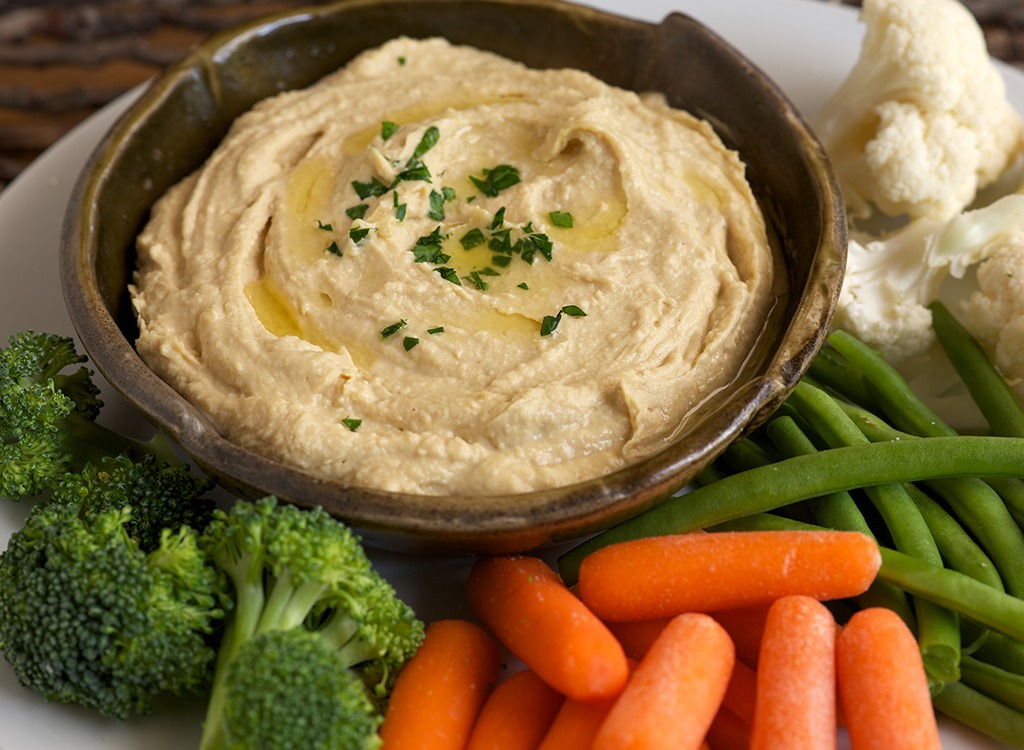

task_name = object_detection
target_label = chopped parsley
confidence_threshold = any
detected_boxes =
[460,228,486,250]
[326,240,342,257]
[540,305,587,336]
[352,177,391,200]
[403,336,420,351]
[411,227,450,264]
[434,267,461,285]
[342,417,362,432]
[397,55,407,66]
[410,126,440,162]
[549,210,574,228]
[393,191,407,221]
[427,326,445,334]
[345,204,369,220]
[491,254,512,267]
[428,186,456,221]
[470,164,521,197]
[466,271,490,291]
[490,207,506,230]
[349,226,372,243]
[380,319,407,339]
[381,121,399,141]
[316,219,333,231]
[517,282,530,290]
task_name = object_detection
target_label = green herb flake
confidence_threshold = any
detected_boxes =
[380,319,408,339]
[397,55,407,66]
[471,164,521,197]
[428,189,448,221]
[549,210,574,228]
[490,207,507,230]
[411,227,450,264]
[345,204,369,220]
[466,271,489,291]
[326,240,342,257]
[492,254,512,268]
[403,336,420,351]
[540,305,586,336]
[434,267,462,285]
[561,304,587,317]
[381,121,400,141]
[342,417,362,432]
[352,177,390,200]
[393,191,407,221]
[427,326,445,335]
[517,282,530,290]
[349,226,372,243]
[410,126,440,161]
[460,228,486,250]
[316,219,333,231]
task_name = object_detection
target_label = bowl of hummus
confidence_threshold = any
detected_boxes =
[61,0,846,553]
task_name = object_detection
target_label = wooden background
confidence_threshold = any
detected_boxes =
[1,0,1022,190]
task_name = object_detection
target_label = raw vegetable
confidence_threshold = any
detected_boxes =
[749,596,837,749]
[465,554,628,702]
[536,694,617,750]
[575,530,881,621]
[379,619,500,750]
[815,0,1022,223]
[590,613,734,750]
[465,669,563,750]
[836,607,941,749]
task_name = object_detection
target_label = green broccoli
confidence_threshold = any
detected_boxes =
[0,331,181,499]
[222,628,383,750]
[0,453,227,718]
[199,496,424,750]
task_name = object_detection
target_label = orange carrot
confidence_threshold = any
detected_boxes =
[591,612,735,750]
[577,530,880,621]
[465,668,564,750]
[380,619,501,750]
[536,694,618,750]
[836,607,941,749]
[721,657,758,727]
[749,595,837,749]
[710,604,771,668]
[466,555,629,702]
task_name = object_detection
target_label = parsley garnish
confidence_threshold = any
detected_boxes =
[345,204,369,220]
[471,165,521,197]
[316,219,333,231]
[349,226,372,243]
[434,267,462,285]
[352,177,390,200]
[342,417,362,432]
[517,282,530,290]
[466,271,490,291]
[411,227,450,264]
[403,336,420,351]
[549,210,573,228]
[397,55,407,66]
[428,186,456,221]
[491,254,512,267]
[326,240,342,257]
[490,207,506,230]
[540,305,586,336]
[381,121,399,140]
[427,326,445,334]
[393,191,407,221]
[380,319,407,339]
[410,126,440,162]
[460,228,486,249]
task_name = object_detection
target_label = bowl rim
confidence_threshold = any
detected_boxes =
[60,0,846,554]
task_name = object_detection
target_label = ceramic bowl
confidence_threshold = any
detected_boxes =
[60,0,846,554]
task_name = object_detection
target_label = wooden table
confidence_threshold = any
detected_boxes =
[1,0,1022,190]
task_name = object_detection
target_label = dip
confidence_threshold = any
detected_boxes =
[131,37,781,496]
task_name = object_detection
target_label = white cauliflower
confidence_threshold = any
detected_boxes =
[816,0,1023,222]
[966,247,1024,384]
[835,194,1024,361]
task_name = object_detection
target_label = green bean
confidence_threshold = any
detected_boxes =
[961,655,1024,713]
[557,435,1024,584]
[932,681,1024,749]
[972,631,1024,677]
[805,341,877,409]
[987,477,1024,529]
[930,299,1024,439]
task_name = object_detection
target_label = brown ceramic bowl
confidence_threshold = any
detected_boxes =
[60,0,846,554]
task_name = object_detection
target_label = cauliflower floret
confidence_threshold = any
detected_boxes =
[817,0,1023,222]
[966,247,1024,383]
[835,194,1024,361]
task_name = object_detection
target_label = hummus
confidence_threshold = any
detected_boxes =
[131,37,781,496]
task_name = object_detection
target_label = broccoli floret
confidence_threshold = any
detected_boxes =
[222,628,382,750]
[199,497,424,750]
[0,454,227,718]
[0,331,181,500]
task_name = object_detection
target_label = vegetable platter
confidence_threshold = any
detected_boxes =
[0,0,1020,747]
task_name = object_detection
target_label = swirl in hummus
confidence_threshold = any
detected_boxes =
[131,37,782,496]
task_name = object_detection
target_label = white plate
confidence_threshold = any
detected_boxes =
[0,0,1013,746]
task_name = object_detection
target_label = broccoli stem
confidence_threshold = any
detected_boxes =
[63,410,183,471]
[558,435,1024,585]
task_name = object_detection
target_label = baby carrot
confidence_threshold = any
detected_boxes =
[465,668,564,750]
[605,618,669,661]
[711,604,771,668]
[380,619,501,750]
[577,530,880,621]
[836,607,941,749]
[536,694,618,750]
[749,595,837,750]
[722,657,758,726]
[707,707,751,750]
[466,554,629,701]
[591,612,735,750]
